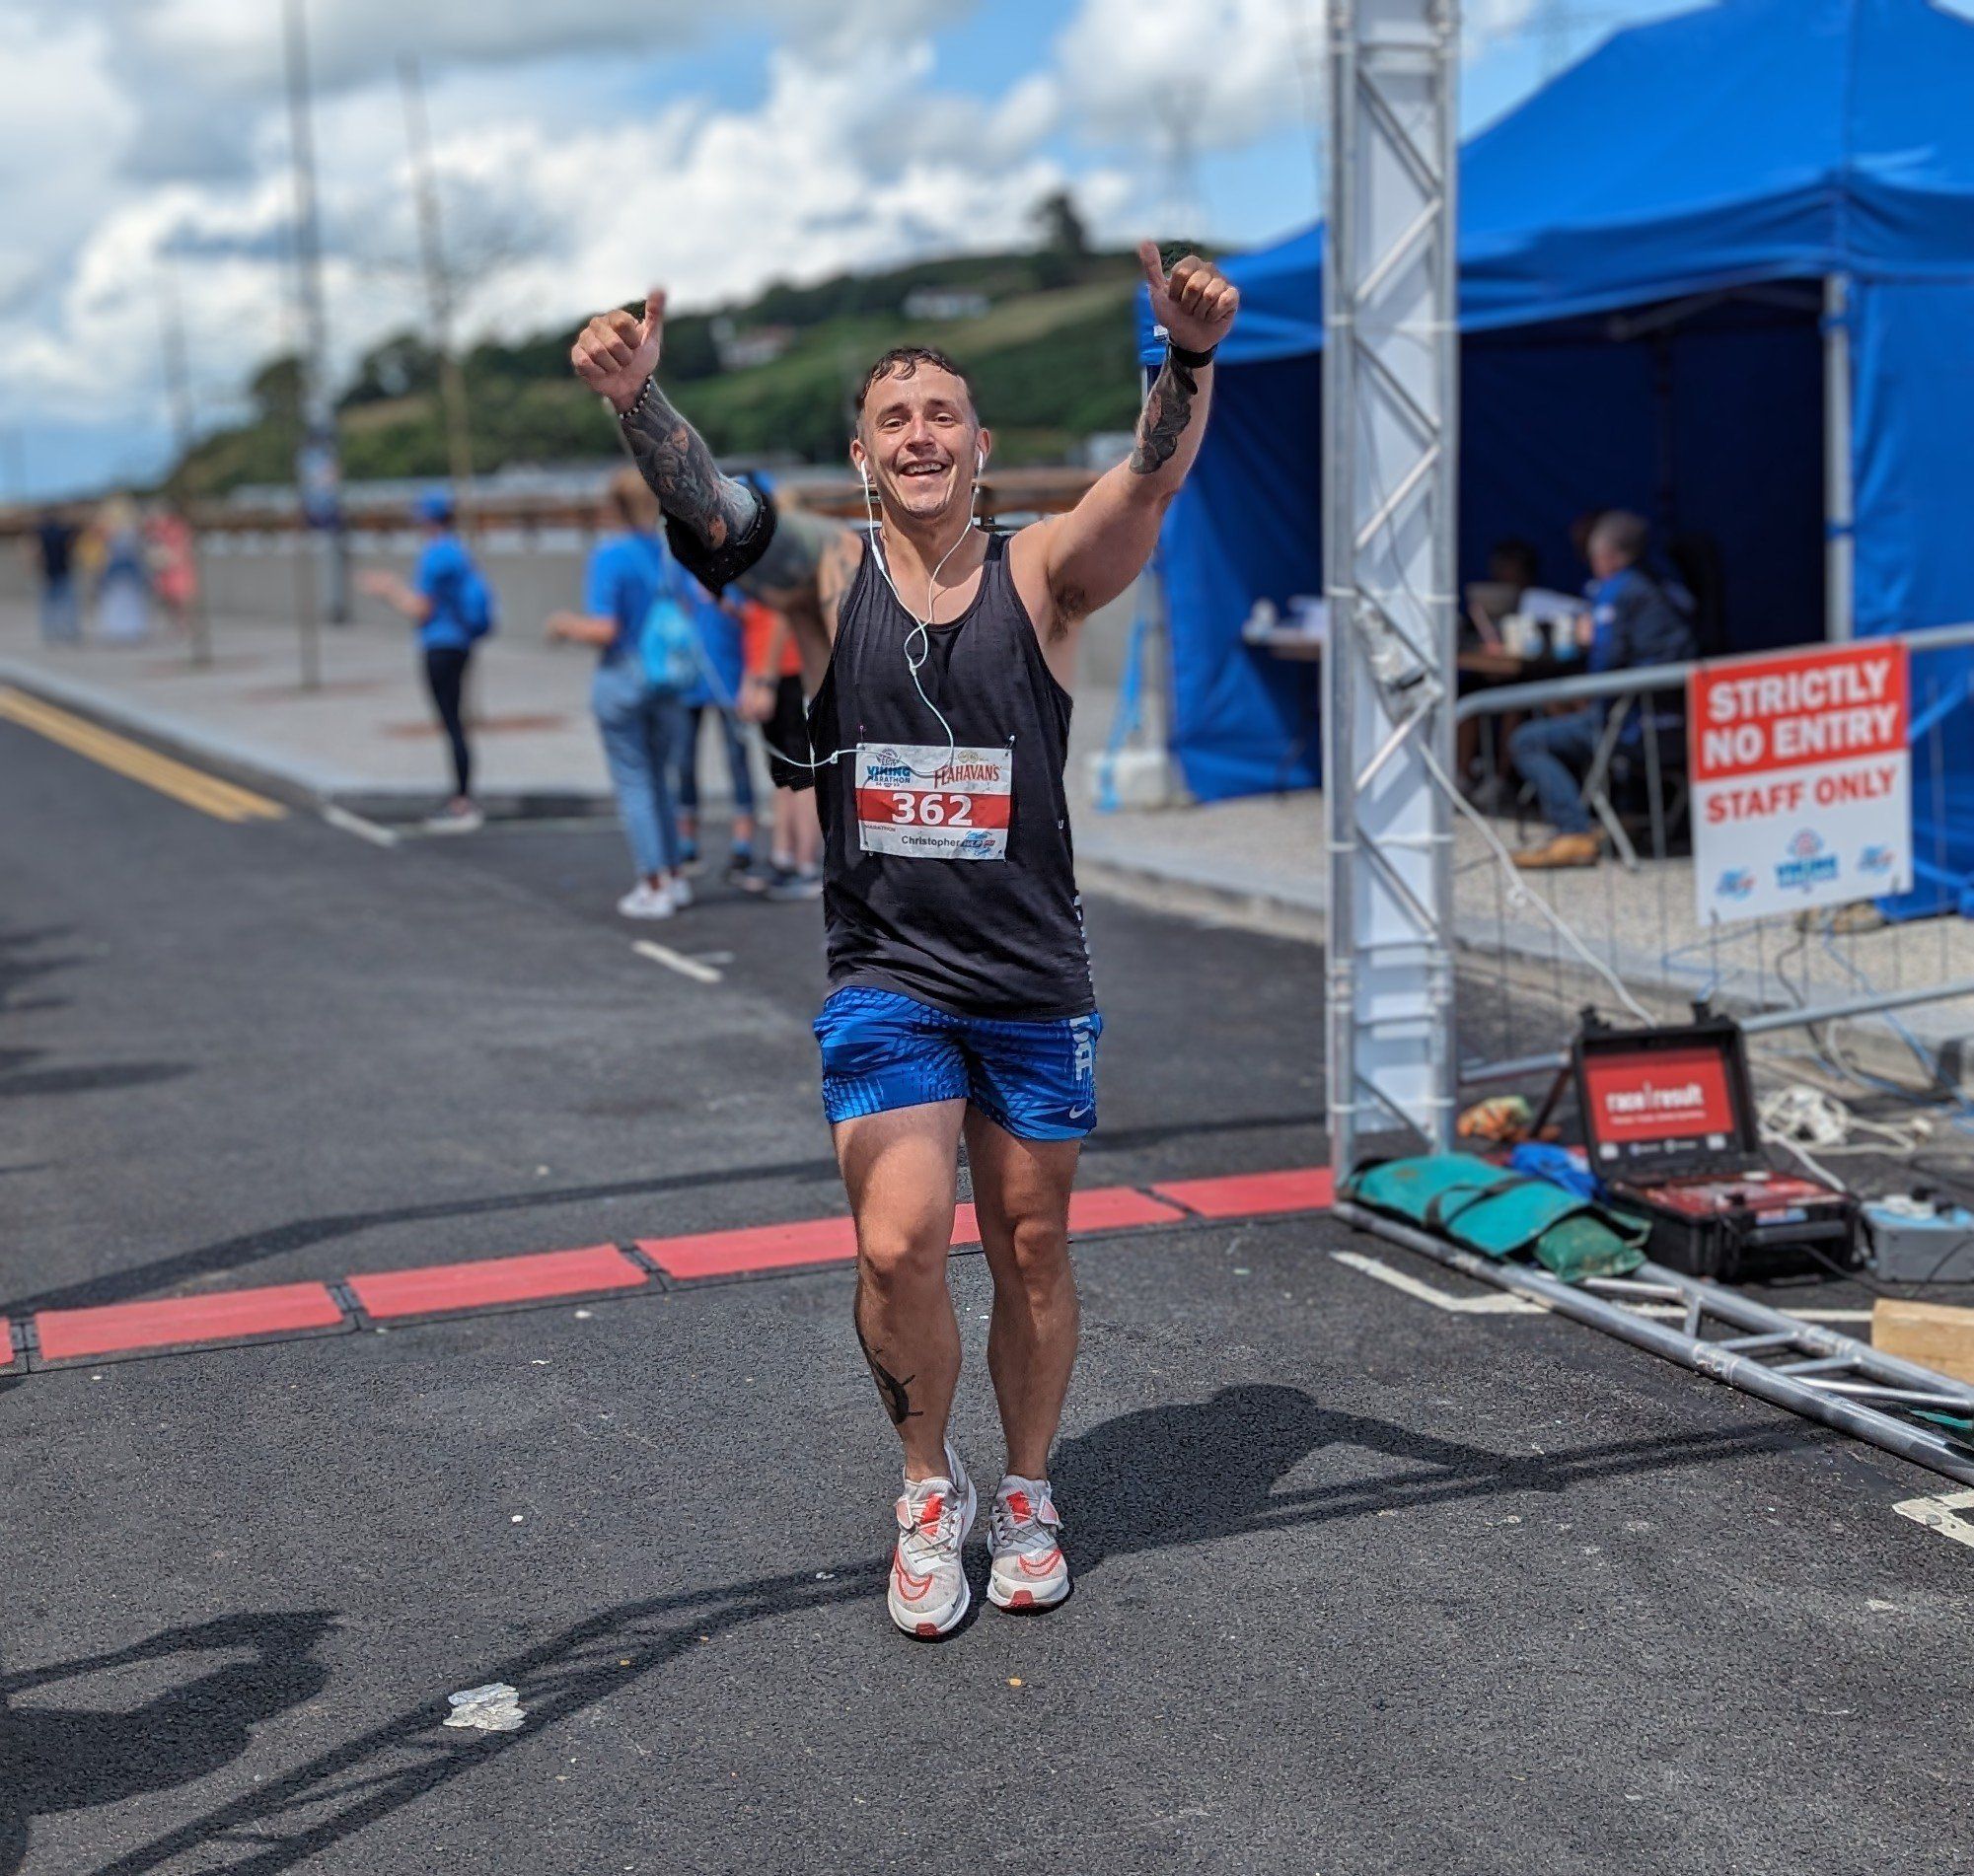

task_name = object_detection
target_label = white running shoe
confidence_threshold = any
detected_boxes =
[423,802,482,834]
[616,882,676,919]
[888,1443,977,1639]
[987,1476,1069,1613]
[668,876,694,910]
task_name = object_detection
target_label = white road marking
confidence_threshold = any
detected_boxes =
[322,805,400,847]
[632,940,723,983]
[1334,1250,1874,1326]
[1893,1488,1974,1551]
[1330,1250,1546,1314]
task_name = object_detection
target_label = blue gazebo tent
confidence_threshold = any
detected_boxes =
[1138,0,1974,909]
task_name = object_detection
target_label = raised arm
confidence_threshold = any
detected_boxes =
[571,287,776,590]
[1015,245,1238,652]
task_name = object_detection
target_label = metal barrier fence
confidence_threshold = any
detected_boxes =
[1446,621,1974,1087]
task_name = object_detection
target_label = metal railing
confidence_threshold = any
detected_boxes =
[1447,620,1974,1087]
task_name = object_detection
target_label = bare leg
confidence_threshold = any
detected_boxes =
[964,1112,1081,1480]
[835,1100,967,1480]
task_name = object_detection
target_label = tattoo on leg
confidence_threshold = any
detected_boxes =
[854,1286,920,1426]
[1129,356,1199,475]
[619,379,758,550]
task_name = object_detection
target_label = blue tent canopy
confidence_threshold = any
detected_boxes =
[1138,0,1974,910]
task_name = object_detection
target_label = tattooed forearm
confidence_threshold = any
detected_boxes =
[619,377,759,551]
[854,1288,920,1427]
[1129,355,1199,476]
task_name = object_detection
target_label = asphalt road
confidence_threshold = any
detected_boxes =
[3,711,1970,1876]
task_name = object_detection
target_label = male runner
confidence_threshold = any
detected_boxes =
[572,244,1237,1636]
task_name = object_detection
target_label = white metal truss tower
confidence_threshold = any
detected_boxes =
[1323,0,1461,1176]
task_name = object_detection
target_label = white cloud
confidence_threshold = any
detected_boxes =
[0,17,1136,451]
[0,11,137,308]
[1051,0,1320,155]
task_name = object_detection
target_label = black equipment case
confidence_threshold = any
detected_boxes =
[1572,1009,1859,1282]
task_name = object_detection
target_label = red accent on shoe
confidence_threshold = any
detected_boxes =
[917,1494,944,1529]
[1007,1591,1036,1609]
[1016,1548,1063,1578]
[915,1622,942,1637]
[1005,1491,1032,1522]
[893,1550,933,1600]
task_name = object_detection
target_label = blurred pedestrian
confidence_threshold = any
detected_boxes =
[675,588,759,881]
[357,488,494,832]
[545,469,693,918]
[145,504,199,639]
[736,600,823,900]
[94,497,152,644]
[30,509,80,644]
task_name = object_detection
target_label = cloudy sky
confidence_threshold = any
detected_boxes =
[0,0,1718,499]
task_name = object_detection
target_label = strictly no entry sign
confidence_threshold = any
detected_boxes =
[1689,639,1911,925]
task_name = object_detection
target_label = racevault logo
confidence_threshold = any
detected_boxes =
[955,830,996,857]
[1604,1077,1706,1118]
[1775,828,1839,893]
[1858,843,1896,876]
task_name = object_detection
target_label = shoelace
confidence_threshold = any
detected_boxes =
[896,1484,964,1568]
[990,1488,1061,1557]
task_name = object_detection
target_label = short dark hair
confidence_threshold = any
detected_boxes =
[1489,537,1540,585]
[855,345,977,421]
[1589,509,1649,565]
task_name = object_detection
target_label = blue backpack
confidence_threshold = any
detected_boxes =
[632,538,699,692]
[459,564,498,641]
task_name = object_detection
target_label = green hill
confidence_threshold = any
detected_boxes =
[176,245,1151,497]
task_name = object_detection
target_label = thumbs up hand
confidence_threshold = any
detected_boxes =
[1138,243,1238,356]
[571,286,669,414]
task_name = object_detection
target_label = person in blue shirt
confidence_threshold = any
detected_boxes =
[1510,509,1697,870]
[358,488,493,831]
[545,469,693,918]
[673,585,759,881]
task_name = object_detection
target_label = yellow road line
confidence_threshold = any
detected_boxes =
[0,686,286,823]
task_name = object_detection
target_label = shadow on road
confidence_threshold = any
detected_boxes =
[0,1612,334,1876]
[0,926,185,1115]
[52,1388,1810,1876]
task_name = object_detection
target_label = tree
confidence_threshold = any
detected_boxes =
[248,354,305,425]
[1032,188,1090,258]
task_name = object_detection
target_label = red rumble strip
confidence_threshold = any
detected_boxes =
[641,1186,1189,1282]
[639,1215,862,1281]
[36,1282,348,1366]
[1152,1168,1336,1219]
[24,1166,1338,1376]
[347,1244,647,1323]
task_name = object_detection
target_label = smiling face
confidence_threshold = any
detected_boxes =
[851,352,989,530]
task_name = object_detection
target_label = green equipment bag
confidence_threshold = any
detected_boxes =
[1344,1154,1647,1282]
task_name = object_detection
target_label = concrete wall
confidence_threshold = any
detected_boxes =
[4,527,1146,693]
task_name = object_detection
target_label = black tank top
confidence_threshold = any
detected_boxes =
[808,529,1094,1021]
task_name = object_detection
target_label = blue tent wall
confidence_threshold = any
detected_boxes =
[1144,0,1974,830]
[1163,309,1827,802]
[1162,355,1323,801]
[1854,278,1974,912]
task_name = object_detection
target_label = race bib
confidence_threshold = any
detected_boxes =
[854,743,1012,861]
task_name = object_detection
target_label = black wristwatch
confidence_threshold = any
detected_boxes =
[1168,339,1218,369]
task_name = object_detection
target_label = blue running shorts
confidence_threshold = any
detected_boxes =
[814,986,1103,1141]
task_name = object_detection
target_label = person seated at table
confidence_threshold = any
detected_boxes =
[1508,509,1696,870]
[1465,537,1541,643]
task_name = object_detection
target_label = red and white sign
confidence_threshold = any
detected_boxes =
[1581,1045,1737,1156]
[1688,640,1911,924]
[855,743,1012,861]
